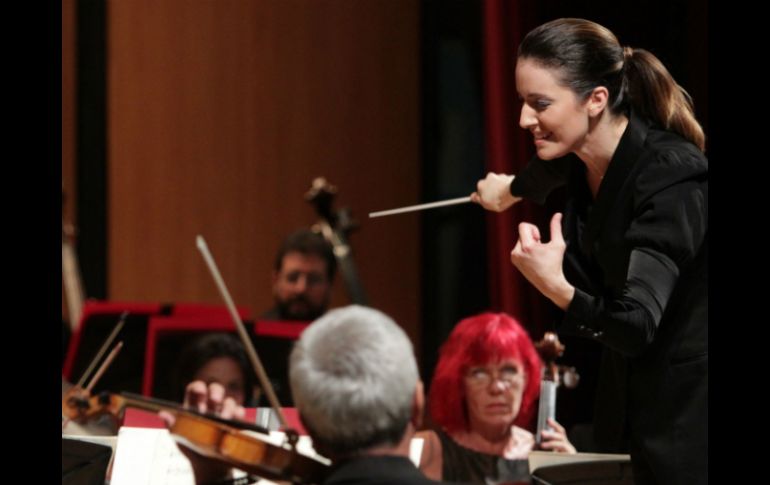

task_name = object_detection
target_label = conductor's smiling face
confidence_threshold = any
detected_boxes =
[516,58,593,160]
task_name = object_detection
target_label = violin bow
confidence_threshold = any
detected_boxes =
[85,341,123,393]
[75,311,128,389]
[63,339,124,430]
[195,235,289,429]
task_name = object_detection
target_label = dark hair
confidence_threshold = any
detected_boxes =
[519,18,705,152]
[174,333,255,406]
[274,229,337,281]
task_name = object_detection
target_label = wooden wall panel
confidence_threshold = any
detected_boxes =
[62,0,76,219]
[62,0,77,320]
[107,1,422,345]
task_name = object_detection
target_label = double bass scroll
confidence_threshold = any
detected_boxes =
[305,177,368,305]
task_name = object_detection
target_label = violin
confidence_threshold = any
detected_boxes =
[191,236,332,483]
[62,389,330,484]
[305,177,368,305]
[533,332,579,447]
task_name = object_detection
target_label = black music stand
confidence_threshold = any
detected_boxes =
[62,302,167,394]
[62,438,112,485]
[251,320,310,407]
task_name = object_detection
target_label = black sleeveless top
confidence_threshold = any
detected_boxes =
[437,429,530,484]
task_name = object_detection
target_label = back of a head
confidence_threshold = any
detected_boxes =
[519,18,705,151]
[289,305,418,456]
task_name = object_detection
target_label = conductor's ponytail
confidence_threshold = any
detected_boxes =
[623,48,705,151]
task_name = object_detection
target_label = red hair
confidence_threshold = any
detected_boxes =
[428,313,542,433]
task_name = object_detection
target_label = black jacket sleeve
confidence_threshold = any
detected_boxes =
[509,155,573,205]
[561,148,708,357]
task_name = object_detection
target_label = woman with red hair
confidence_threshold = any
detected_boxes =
[417,312,574,483]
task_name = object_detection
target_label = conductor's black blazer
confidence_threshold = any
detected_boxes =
[511,111,708,484]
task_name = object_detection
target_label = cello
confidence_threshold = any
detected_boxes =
[305,177,368,305]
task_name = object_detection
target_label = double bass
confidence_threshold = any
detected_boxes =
[305,177,368,305]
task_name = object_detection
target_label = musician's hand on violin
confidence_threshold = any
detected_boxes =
[471,172,520,212]
[511,213,575,310]
[183,380,246,420]
[158,381,246,485]
[539,418,577,454]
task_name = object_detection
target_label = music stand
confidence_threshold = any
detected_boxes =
[531,459,634,485]
[63,301,251,395]
[62,301,166,393]
[62,438,113,485]
[251,320,310,406]
[142,314,246,400]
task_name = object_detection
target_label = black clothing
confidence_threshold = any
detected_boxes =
[253,309,312,406]
[324,455,446,485]
[436,429,529,484]
[260,307,284,321]
[62,438,112,485]
[510,112,707,484]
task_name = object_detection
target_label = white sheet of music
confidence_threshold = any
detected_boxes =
[109,427,331,485]
[528,450,631,473]
[109,426,422,485]
[110,427,197,485]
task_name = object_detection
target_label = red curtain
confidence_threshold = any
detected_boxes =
[481,0,552,337]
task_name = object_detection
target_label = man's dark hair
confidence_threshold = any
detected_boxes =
[274,229,337,281]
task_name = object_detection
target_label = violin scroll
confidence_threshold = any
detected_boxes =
[62,387,123,425]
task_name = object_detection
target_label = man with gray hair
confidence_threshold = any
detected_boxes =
[174,305,446,484]
[288,304,442,484]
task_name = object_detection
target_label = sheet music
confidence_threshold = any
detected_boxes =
[110,427,198,485]
[110,427,329,485]
[528,450,631,473]
[109,426,422,485]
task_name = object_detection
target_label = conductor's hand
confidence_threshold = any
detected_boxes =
[470,172,520,212]
[511,212,575,309]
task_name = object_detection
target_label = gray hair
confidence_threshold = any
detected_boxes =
[289,305,419,456]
